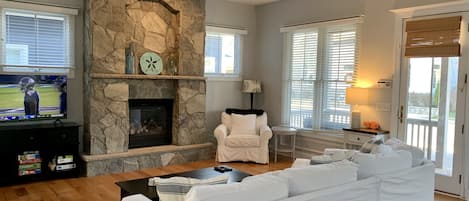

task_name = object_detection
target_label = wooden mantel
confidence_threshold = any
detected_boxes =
[90,73,206,81]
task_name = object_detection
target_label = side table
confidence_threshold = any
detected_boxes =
[272,126,297,163]
[342,128,389,150]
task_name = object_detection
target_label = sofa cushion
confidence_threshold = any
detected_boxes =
[122,194,152,201]
[225,135,260,147]
[230,114,257,136]
[185,174,288,201]
[277,160,358,196]
[352,150,412,179]
[148,174,229,201]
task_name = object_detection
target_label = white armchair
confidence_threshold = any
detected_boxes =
[214,112,272,164]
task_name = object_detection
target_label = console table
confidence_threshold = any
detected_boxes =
[342,128,389,149]
[0,121,81,185]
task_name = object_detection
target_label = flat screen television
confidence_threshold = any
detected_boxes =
[0,74,67,122]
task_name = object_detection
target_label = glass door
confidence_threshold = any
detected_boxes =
[398,14,468,196]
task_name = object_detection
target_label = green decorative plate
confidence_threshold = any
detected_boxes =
[140,52,163,75]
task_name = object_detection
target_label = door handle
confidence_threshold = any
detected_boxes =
[399,105,404,124]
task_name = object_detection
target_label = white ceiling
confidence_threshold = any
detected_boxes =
[226,0,280,6]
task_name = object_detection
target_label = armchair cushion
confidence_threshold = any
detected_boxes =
[230,114,257,136]
[225,135,260,147]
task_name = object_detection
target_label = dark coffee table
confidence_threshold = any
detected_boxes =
[116,166,251,201]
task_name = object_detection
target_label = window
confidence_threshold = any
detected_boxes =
[282,18,362,130]
[0,2,77,75]
[204,26,246,79]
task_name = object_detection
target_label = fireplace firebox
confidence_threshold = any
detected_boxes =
[128,99,173,149]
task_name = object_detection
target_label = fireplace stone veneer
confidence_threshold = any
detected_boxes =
[82,0,211,176]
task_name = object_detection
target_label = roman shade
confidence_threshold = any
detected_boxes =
[405,16,461,57]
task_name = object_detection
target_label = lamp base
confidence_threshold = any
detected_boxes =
[351,111,361,129]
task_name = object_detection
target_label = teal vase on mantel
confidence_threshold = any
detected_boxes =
[125,43,135,74]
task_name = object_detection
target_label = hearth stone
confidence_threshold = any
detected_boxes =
[82,143,213,176]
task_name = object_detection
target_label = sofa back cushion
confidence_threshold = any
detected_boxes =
[352,150,412,179]
[230,114,257,136]
[277,160,358,196]
[185,174,288,201]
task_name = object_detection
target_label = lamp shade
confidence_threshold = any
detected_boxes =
[242,80,262,93]
[345,87,368,105]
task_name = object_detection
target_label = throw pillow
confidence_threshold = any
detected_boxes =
[221,112,232,131]
[148,174,229,201]
[230,114,257,136]
[390,144,425,167]
[359,138,384,153]
[186,174,288,201]
[277,160,358,196]
[370,144,394,155]
[352,150,412,179]
[255,112,268,134]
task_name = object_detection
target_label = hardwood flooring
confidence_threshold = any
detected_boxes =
[0,157,464,201]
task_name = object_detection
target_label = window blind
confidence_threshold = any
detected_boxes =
[0,9,74,75]
[284,18,361,130]
[321,25,358,130]
[288,31,318,128]
[405,16,461,57]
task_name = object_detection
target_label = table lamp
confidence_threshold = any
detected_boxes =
[345,87,369,129]
[242,80,262,110]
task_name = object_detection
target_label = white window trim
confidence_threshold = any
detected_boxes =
[0,0,78,16]
[205,25,247,81]
[0,2,77,77]
[280,16,363,131]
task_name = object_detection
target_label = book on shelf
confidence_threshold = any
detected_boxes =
[18,151,42,176]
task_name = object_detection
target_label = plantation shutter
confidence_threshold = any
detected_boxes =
[288,31,318,128]
[321,24,359,130]
[405,16,461,57]
[0,8,75,75]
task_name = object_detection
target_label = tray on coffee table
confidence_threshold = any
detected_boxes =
[116,166,251,201]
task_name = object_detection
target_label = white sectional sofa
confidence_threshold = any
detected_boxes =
[123,147,435,201]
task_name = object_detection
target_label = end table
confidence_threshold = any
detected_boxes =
[272,126,297,163]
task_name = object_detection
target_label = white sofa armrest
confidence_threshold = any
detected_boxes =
[122,194,152,201]
[214,124,228,143]
[260,125,273,142]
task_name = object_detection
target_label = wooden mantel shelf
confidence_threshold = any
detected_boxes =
[90,73,206,81]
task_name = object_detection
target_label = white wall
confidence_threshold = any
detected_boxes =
[255,0,457,131]
[205,0,257,135]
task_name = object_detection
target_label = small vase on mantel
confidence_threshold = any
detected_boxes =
[167,54,177,75]
[125,43,135,74]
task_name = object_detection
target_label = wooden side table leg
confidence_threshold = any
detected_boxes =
[274,135,278,163]
[292,135,296,160]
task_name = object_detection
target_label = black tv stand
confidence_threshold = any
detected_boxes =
[0,121,81,185]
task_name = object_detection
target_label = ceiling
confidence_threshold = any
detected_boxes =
[226,0,280,6]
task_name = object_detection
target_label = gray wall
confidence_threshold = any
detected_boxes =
[255,0,457,130]
[205,0,257,134]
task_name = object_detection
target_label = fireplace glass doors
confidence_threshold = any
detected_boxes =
[128,99,173,149]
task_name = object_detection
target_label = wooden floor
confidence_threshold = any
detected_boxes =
[0,157,464,201]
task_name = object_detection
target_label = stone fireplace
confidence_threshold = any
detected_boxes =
[81,0,212,176]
